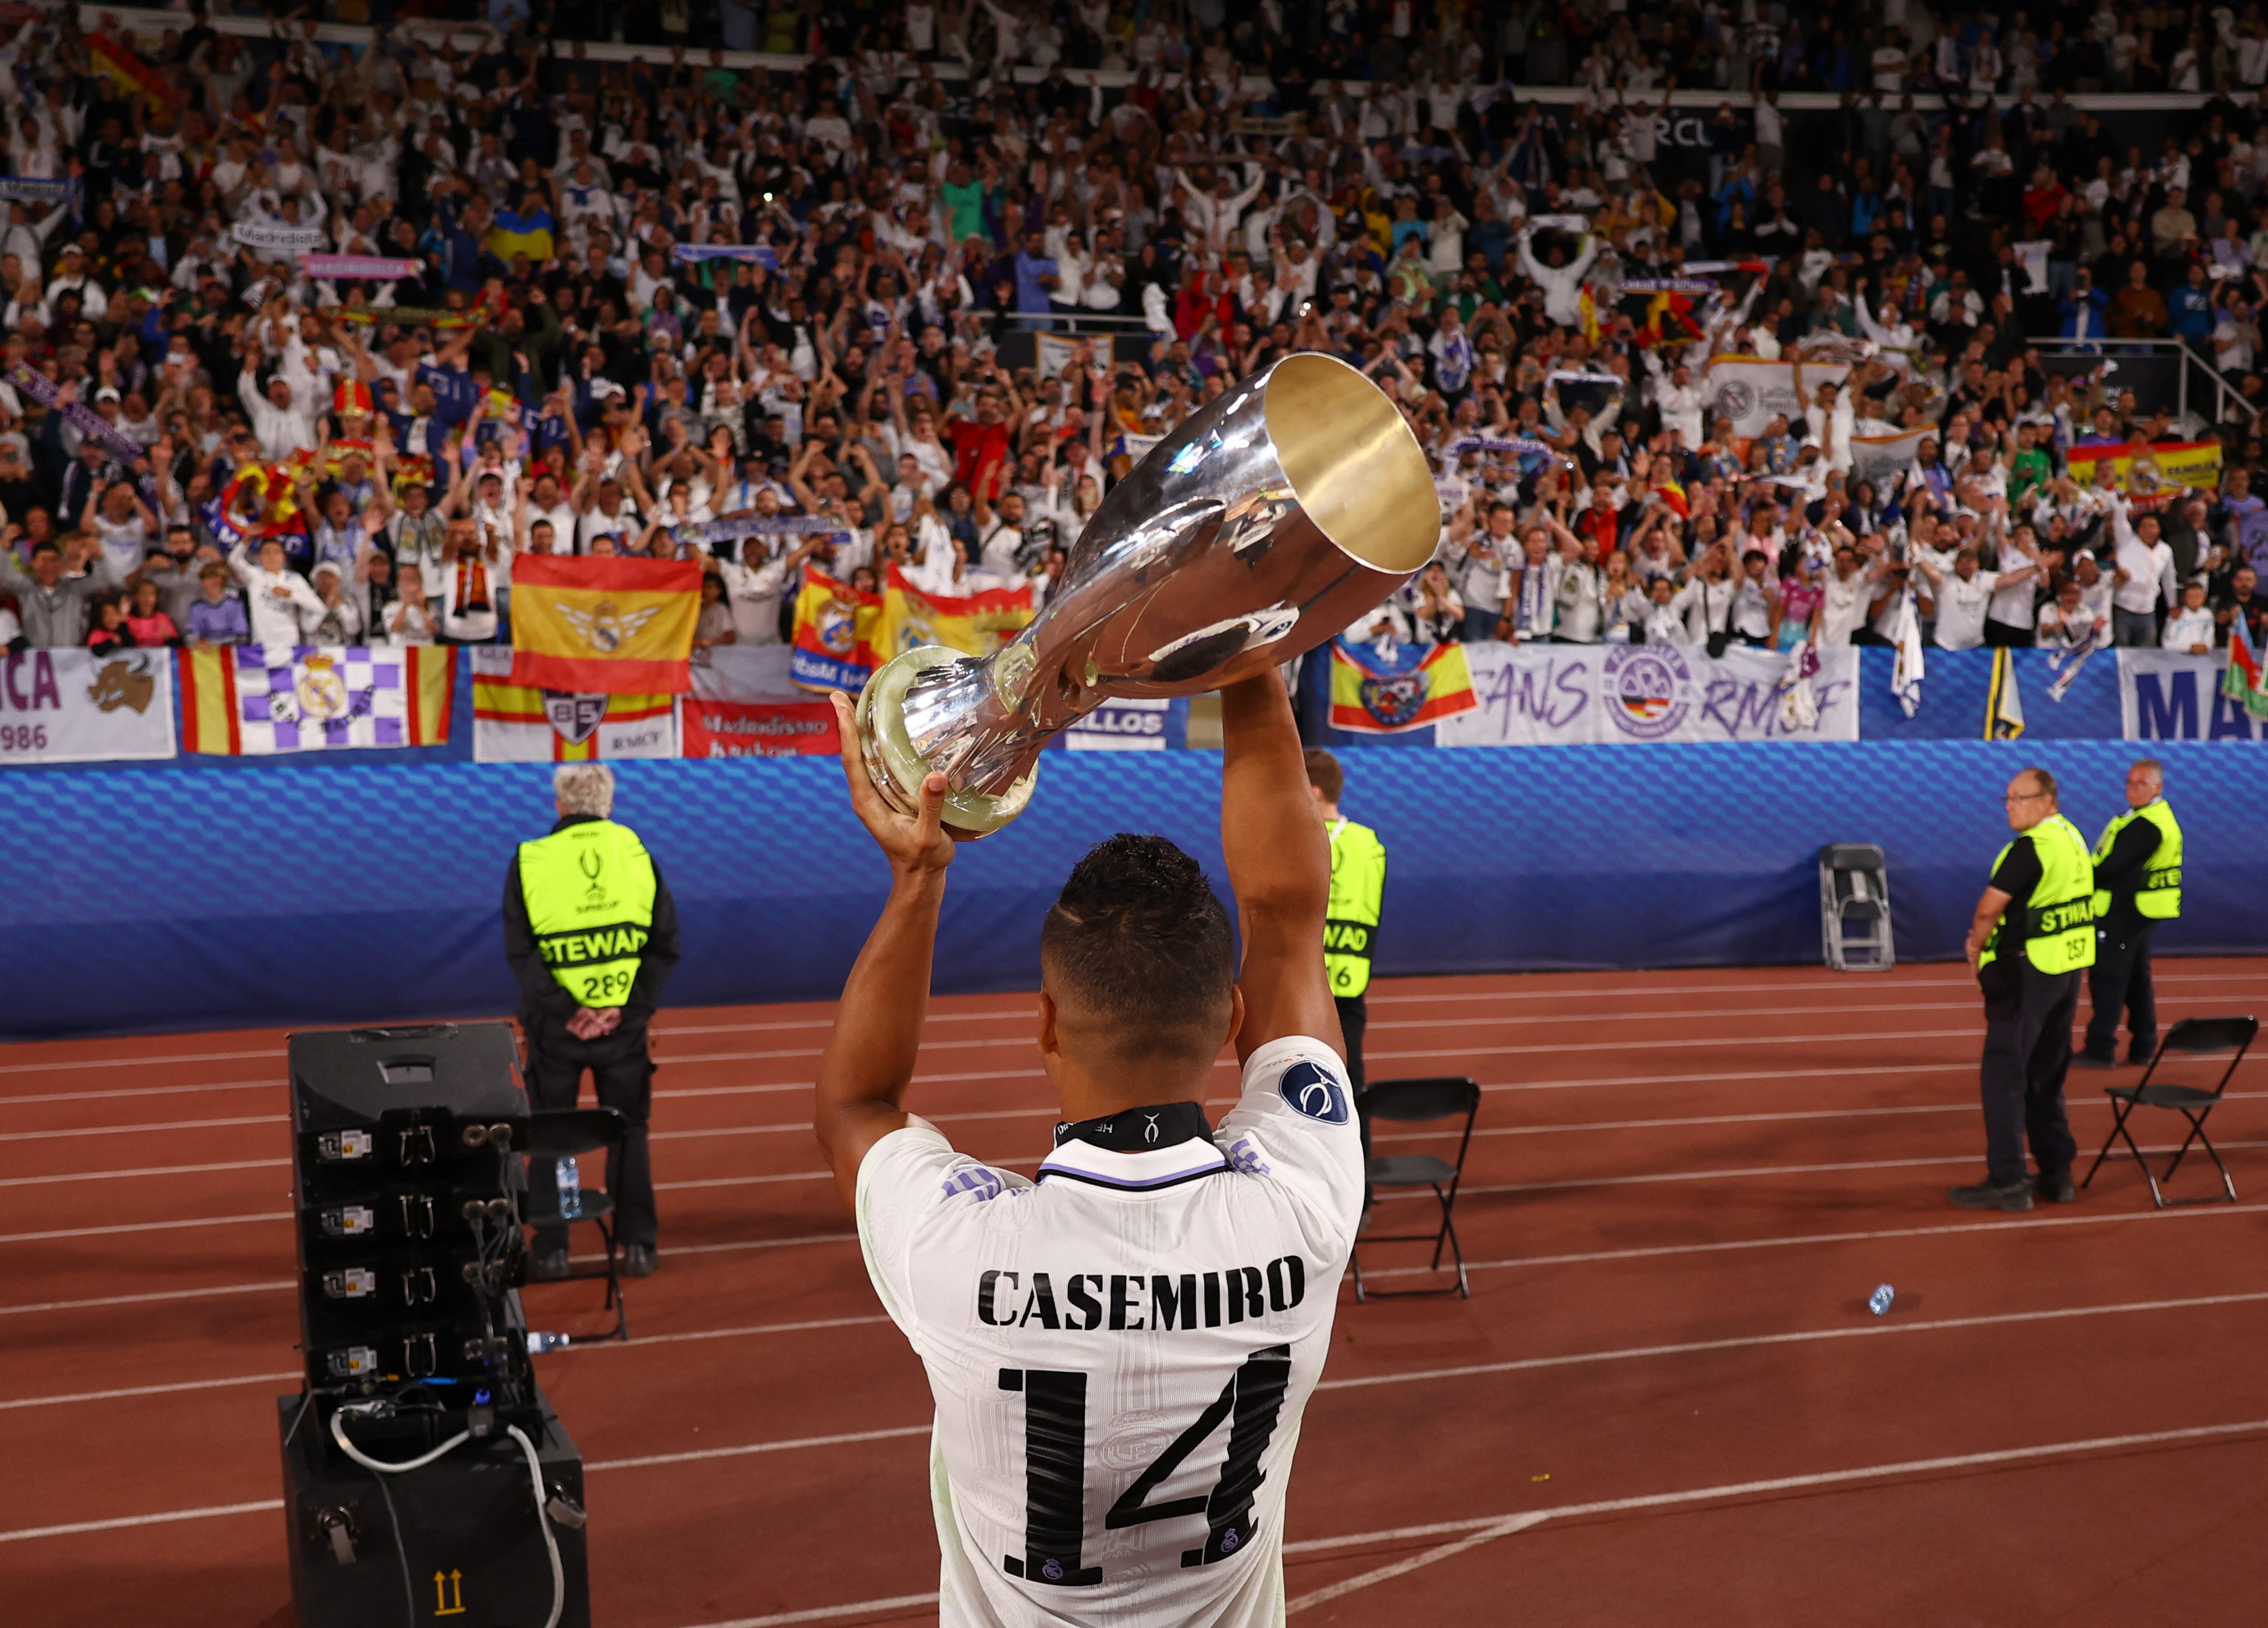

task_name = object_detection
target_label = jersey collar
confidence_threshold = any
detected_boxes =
[1037,1101,1228,1192]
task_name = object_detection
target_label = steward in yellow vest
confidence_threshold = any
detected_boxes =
[1304,748,1383,1095]
[1952,767,2094,1215]
[501,765,681,1281]
[2080,758,2182,1069]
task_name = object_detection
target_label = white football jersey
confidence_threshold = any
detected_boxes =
[857,1035,1365,1628]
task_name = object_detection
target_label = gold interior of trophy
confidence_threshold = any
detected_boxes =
[1262,353,1437,574]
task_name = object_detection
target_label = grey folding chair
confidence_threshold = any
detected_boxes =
[2081,1016,2256,1208]
[1351,1077,1479,1302]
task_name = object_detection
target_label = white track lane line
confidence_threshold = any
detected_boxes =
[670,1594,942,1627]
[5,968,2256,1086]
[1315,1288,2268,1395]
[588,1423,930,1472]
[0,1114,288,1142]
[0,1078,278,1106]
[0,1211,288,1244]
[1279,1416,2268,1612]
[0,1280,293,1317]
[1358,1199,2268,1281]
[7,1158,288,1187]
[0,1371,304,1412]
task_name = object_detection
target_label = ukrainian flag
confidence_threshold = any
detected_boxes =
[510,556,701,695]
[1329,637,1478,733]
[484,206,557,266]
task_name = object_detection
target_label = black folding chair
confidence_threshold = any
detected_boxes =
[519,1107,633,1340]
[2081,1016,2256,1209]
[1351,1077,1479,1302]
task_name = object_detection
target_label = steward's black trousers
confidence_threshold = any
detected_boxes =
[1980,967,2080,1187]
[524,1016,657,1251]
[2083,917,2158,1065]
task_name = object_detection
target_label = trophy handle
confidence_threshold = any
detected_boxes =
[856,645,1039,839]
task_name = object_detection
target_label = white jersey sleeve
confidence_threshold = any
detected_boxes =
[1212,1034,1367,1254]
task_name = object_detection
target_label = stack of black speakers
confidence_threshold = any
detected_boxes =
[278,1023,592,1627]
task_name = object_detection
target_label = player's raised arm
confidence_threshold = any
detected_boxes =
[1219,669,1342,1065]
[812,692,956,1210]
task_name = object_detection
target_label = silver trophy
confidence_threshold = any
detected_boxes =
[856,352,1435,838]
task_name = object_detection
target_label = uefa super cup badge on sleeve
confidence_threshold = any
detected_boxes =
[855,354,1436,838]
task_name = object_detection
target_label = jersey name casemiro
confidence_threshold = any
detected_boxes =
[855,1036,1366,1628]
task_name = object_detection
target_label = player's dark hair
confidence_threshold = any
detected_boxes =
[1041,834,1233,1056]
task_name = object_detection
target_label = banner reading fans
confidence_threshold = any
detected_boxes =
[879,565,1036,659]
[2063,440,2223,496]
[1431,642,1861,746]
[510,556,701,694]
[471,651,677,761]
[788,569,884,692]
[179,646,453,754]
[1329,639,1480,732]
[0,649,176,764]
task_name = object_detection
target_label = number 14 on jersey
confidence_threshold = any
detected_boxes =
[999,1345,1291,1587]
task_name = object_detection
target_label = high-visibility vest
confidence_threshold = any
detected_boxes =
[518,819,657,1010]
[1980,814,2096,976]
[2091,799,2182,921]
[1325,818,1386,999]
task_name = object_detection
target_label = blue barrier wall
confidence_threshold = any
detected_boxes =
[2,739,2262,1039]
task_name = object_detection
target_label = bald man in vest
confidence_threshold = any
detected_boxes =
[1953,766,2097,1214]
[503,763,683,1280]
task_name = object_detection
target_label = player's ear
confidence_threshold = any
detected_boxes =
[1035,987,1061,1063]
[1223,984,1246,1052]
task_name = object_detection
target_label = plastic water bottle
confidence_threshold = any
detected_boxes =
[526,1331,571,1354]
[556,1156,582,1220]
[1868,1283,1896,1316]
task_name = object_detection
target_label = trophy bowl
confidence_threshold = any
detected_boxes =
[856,351,1436,837]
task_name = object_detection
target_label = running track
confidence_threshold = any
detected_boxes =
[3,962,2265,1626]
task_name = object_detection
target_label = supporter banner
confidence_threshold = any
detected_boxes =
[0,176,70,203]
[304,254,421,280]
[788,569,884,693]
[7,363,152,476]
[2064,440,2223,495]
[471,651,677,761]
[878,565,1035,661]
[337,306,487,329]
[233,221,327,255]
[1849,427,1931,485]
[510,556,701,694]
[2118,651,2266,742]
[178,646,454,754]
[672,244,780,269]
[1329,640,1480,733]
[683,696,839,756]
[0,649,176,766]
[1048,698,1189,751]
[1702,357,1846,440]
[1035,332,1115,379]
[675,515,848,550]
[1434,641,1861,747]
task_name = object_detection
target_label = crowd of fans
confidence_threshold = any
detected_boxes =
[3,3,2268,673]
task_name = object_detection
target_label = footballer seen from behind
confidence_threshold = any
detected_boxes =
[816,669,1365,1627]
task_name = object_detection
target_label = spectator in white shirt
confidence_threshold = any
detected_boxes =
[2160,580,2215,652]
[227,537,326,645]
[2106,492,2178,644]
[1920,546,2039,649]
[2036,577,2105,648]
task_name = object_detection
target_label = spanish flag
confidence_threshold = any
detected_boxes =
[90,35,168,113]
[1329,637,1478,733]
[484,206,557,266]
[878,565,1035,661]
[789,569,884,694]
[509,556,701,694]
